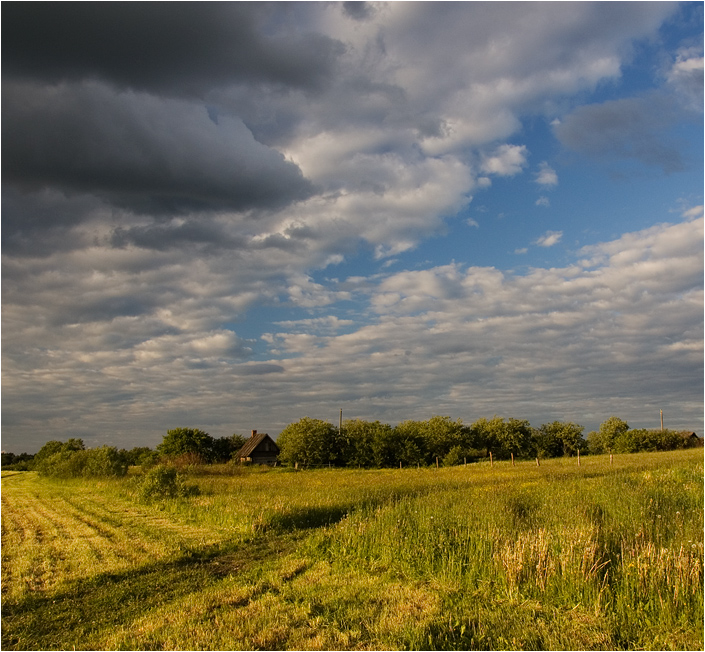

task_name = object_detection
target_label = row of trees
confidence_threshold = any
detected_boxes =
[276,415,701,469]
[2,429,250,474]
[276,416,585,468]
[3,417,699,475]
[586,416,700,454]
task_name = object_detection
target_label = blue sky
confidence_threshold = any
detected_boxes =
[2,2,703,453]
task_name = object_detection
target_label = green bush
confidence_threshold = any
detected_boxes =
[36,446,128,479]
[138,465,200,502]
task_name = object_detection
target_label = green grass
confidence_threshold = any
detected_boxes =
[2,450,703,650]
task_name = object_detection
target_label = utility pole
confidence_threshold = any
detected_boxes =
[339,408,343,432]
[660,409,664,432]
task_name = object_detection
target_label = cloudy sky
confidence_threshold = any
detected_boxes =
[2,2,703,453]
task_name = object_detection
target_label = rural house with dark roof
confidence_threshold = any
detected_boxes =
[236,430,279,465]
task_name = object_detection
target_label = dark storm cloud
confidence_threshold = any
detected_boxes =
[1,186,102,255]
[110,221,247,252]
[2,81,314,216]
[2,3,345,96]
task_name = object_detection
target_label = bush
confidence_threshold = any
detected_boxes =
[83,446,129,477]
[36,446,128,479]
[442,446,466,466]
[138,465,200,502]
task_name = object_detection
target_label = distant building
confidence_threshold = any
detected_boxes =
[236,430,280,465]
[685,432,703,447]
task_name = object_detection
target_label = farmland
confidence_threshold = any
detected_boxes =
[2,450,703,650]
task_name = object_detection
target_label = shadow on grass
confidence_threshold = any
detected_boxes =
[255,483,448,534]
[1,534,300,651]
[259,505,352,532]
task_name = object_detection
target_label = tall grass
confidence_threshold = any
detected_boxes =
[2,450,702,650]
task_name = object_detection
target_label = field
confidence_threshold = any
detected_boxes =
[2,450,703,650]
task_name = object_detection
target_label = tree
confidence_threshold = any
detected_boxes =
[33,438,84,468]
[342,419,389,468]
[371,423,403,467]
[157,428,214,462]
[421,416,468,462]
[471,416,532,459]
[587,416,629,454]
[472,416,502,458]
[1,452,34,469]
[121,446,156,466]
[211,434,247,463]
[500,418,533,458]
[277,417,341,467]
[534,421,585,458]
[393,421,429,465]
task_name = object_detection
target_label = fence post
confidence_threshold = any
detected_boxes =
[436,457,439,469]
[511,452,514,466]
[536,457,540,466]
[577,449,580,466]
[490,451,493,467]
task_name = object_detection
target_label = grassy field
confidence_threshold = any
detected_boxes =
[2,450,703,650]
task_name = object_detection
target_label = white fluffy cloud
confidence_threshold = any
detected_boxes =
[481,145,529,177]
[535,231,563,247]
[3,210,700,448]
[536,162,559,186]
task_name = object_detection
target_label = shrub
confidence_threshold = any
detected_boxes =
[442,446,466,466]
[36,446,128,479]
[138,465,200,502]
[83,446,129,477]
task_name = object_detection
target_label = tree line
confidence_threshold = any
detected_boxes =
[277,414,700,468]
[1,429,247,477]
[1,416,700,476]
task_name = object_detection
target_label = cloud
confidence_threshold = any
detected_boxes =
[535,197,551,208]
[554,93,687,173]
[2,82,314,218]
[342,2,375,22]
[481,144,528,177]
[666,47,704,112]
[2,3,345,95]
[535,230,563,247]
[535,162,558,186]
[248,213,701,433]
[1,3,699,452]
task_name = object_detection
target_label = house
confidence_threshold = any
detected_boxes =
[685,432,703,447]
[236,430,280,465]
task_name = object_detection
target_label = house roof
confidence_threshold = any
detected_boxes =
[237,432,279,458]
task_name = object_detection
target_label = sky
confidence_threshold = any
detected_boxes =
[2,2,703,454]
